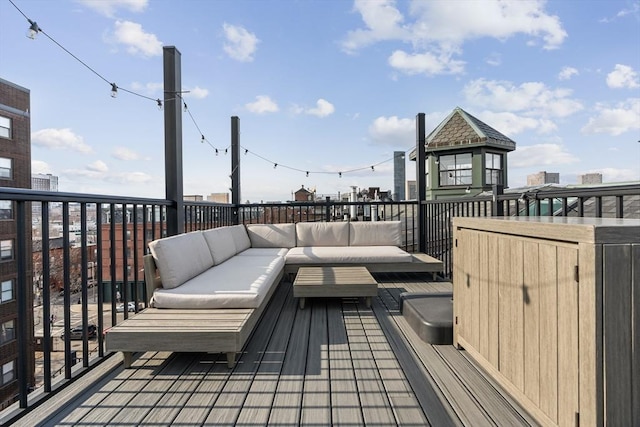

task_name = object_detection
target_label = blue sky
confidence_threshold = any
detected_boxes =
[1,0,639,202]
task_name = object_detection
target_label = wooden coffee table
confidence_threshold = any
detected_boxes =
[293,266,378,309]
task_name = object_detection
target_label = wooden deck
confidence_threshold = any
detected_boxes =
[22,274,537,426]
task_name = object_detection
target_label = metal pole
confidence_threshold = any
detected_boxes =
[416,113,427,253]
[231,116,241,224]
[163,46,184,236]
[492,184,504,217]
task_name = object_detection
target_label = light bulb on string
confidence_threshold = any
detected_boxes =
[215,149,219,156]
[273,163,278,169]
[244,149,249,155]
[306,171,309,177]
[156,99,163,110]
[201,135,205,144]
[225,148,228,155]
[110,83,118,98]
[183,102,188,113]
[371,166,375,171]
[339,172,342,178]
[26,19,39,39]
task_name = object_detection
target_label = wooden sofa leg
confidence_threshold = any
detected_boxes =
[122,352,133,368]
[226,352,236,368]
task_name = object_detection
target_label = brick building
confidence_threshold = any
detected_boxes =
[0,78,35,408]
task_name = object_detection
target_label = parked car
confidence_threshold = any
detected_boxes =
[61,324,97,340]
[116,302,137,312]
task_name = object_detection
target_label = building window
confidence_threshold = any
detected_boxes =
[439,153,472,186]
[1,240,13,261]
[1,280,13,303]
[0,116,10,139]
[485,153,503,185]
[0,361,15,386]
[0,201,12,220]
[0,320,15,345]
[0,158,11,179]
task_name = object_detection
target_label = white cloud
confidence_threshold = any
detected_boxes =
[130,81,163,94]
[583,167,640,183]
[558,66,578,80]
[109,172,153,184]
[32,128,93,154]
[87,160,109,173]
[463,78,583,118]
[388,50,465,75]
[31,160,51,174]
[510,143,579,168]
[476,111,557,136]
[112,147,143,161]
[343,0,567,75]
[606,64,640,89]
[110,20,162,57]
[369,116,414,146]
[581,98,640,136]
[245,95,279,114]
[485,52,501,67]
[292,99,336,117]
[184,86,209,99]
[77,0,147,18]
[599,2,640,23]
[223,23,260,62]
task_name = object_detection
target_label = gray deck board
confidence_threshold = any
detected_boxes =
[26,273,536,427]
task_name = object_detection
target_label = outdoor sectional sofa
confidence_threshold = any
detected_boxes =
[105,221,443,368]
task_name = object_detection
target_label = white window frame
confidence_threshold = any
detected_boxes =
[0,240,13,261]
[439,153,472,186]
[0,158,12,179]
[1,360,15,386]
[0,200,11,220]
[0,116,10,139]
[485,153,503,186]
[0,320,15,345]
[0,280,13,303]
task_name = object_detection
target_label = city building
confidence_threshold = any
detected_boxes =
[527,171,560,186]
[183,195,203,202]
[406,180,417,200]
[410,107,516,199]
[0,78,35,409]
[294,186,313,202]
[578,173,603,185]
[207,193,230,203]
[31,174,59,192]
[393,151,406,201]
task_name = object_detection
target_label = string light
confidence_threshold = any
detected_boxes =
[339,172,342,178]
[274,163,278,169]
[156,99,163,110]
[306,171,309,177]
[26,19,39,39]
[183,102,188,113]
[110,83,118,98]
[371,166,375,171]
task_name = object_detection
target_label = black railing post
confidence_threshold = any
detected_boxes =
[416,113,427,253]
[231,116,241,224]
[492,184,504,217]
[163,46,184,236]
[15,200,28,408]
[325,196,331,222]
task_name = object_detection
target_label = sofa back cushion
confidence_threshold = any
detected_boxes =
[246,223,296,248]
[349,221,402,246]
[296,222,349,247]
[229,225,251,252]
[203,227,237,265]
[148,231,214,289]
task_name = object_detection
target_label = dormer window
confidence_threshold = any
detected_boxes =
[439,153,472,186]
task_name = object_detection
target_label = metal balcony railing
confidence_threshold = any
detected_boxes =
[0,182,637,420]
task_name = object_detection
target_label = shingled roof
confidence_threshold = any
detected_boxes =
[410,107,516,159]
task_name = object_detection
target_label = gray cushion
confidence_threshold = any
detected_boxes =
[246,223,296,248]
[151,255,284,309]
[202,227,236,265]
[148,231,214,289]
[349,221,402,246]
[296,222,349,247]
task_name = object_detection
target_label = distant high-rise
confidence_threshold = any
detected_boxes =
[207,193,230,203]
[32,173,59,191]
[578,173,603,185]
[527,171,560,186]
[393,151,406,201]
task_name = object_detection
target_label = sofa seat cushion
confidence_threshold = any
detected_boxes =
[229,225,251,252]
[349,221,402,246]
[152,255,284,309]
[237,248,289,257]
[149,231,214,290]
[246,224,296,248]
[296,222,349,246]
[285,246,412,264]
